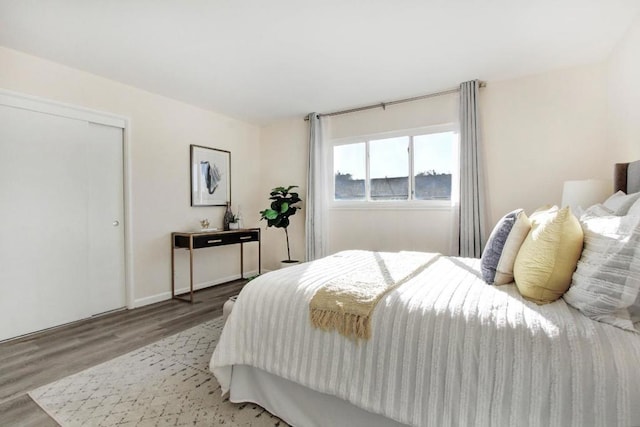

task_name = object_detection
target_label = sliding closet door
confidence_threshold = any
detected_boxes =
[87,122,125,315]
[0,102,125,341]
[0,105,91,340]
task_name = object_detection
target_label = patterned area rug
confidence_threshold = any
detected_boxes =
[29,317,286,426]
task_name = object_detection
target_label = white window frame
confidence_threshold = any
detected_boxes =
[328,124,459,210]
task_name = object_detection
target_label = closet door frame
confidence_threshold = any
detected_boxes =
[0,89,135,310]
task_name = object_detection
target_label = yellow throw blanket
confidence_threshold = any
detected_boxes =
[309,251,440,340]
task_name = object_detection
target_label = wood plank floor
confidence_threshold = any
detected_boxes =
[0,280,245,426]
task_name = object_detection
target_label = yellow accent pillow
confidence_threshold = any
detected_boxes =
[513,206,584,304]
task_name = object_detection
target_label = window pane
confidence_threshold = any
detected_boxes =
[414,132,454,200]
[334,143,365,200]
[370,137,409,200]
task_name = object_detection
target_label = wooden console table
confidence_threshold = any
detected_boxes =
[171,228,261,303]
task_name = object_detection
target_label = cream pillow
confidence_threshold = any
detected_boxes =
[480,209,531,285]
[513,206,584,304]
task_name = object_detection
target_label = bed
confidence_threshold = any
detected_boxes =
[210,161,640,427]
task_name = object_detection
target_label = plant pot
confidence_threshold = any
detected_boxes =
[229,222,239,230]
[280,260,300,269]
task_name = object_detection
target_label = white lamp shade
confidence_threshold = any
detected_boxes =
[561,179,611,215]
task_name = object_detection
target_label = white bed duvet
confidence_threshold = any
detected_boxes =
[211,251,640,427]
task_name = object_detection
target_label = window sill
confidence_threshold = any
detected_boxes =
[329,200,455,211]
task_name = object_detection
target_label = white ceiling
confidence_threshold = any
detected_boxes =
[1,1,639,125]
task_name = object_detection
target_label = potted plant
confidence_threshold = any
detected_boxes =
[229,214,240,230]
[259,185,302,268]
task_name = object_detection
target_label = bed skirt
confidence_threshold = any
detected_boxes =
[229,365,408,427]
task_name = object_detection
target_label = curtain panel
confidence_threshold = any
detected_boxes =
[458,80,487,258]
[305,113,327,261]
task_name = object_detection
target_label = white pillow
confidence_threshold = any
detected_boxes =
[579,203,613,220]
[628,197,640,216]
[603,190,640,215]
[563,205,640,332]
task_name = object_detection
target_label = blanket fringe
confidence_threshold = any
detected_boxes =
[310,308,370,340]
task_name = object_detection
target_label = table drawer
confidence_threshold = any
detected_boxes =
[175,230,259,249]
[231,231,259,244]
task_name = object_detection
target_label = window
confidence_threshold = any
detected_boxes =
[334,143,366,200]
[333,129,457,203]
[370,137,409,200]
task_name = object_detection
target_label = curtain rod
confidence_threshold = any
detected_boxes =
[304,81,486,121]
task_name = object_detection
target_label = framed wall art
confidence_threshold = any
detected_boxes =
[190,145,231,207]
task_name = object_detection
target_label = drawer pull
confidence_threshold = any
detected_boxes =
[240,236,252,240]
[207,239,223,244]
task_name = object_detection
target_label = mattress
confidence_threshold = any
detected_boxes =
[211,250,640,427]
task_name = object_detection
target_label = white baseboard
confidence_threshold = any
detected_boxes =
[133,292,172,308]
[133,269,259,308]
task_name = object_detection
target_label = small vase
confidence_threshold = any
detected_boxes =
[223,203,234,231]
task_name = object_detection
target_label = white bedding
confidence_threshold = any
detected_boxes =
[210,250,640,427]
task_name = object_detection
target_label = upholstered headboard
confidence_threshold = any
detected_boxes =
[614,160,640,194]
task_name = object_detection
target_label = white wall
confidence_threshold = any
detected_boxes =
[328,94,459,256]
[260,63,616,263]
[258,119,309,270]
[0,46,262,306]
[481,62,611,227]
[330,94,458,139]
[4,21,629,291]
[259,95,459,270]
[607,13,640,160]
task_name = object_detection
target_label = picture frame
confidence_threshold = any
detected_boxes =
[190,145,231,207]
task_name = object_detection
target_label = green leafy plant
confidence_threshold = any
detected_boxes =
[259,185,301,262]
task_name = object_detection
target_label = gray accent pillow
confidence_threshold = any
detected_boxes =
[603,190,640,215]
[481,209,531,285]
[564,204,640,333]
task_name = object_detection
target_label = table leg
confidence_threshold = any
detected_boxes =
[240,242,244,279]
[189,245,194,303]
[258,230,261,274]
[171,236,175,299]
